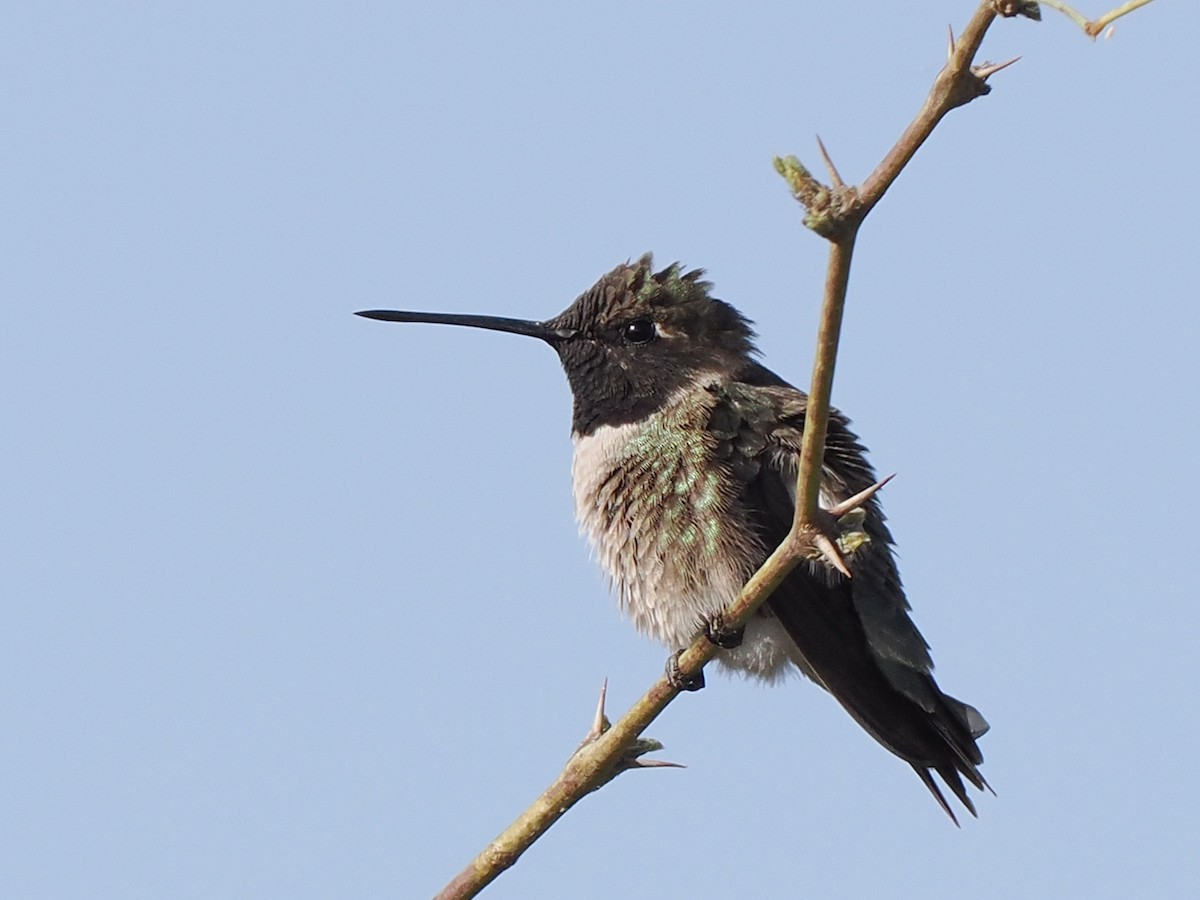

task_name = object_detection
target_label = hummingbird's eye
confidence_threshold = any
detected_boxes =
[622,318,657,345]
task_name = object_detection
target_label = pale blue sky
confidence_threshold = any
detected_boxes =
[5,3,1198,898]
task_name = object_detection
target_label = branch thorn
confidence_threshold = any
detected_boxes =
[575,678,683,778]
[826,473,896,518]
[584,677,609,743]
[629,757,687,770]
[973,56,1021,81]
[811,531,852,578]
[815,135,844,188]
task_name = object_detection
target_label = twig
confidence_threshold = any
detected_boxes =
[431,0,1152,894]
[1038,0,1157,37]
[858,3,1004,218]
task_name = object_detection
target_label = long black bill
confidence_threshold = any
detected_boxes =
[355,309,575,343]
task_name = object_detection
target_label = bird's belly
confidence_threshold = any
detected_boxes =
[571,420,794,680]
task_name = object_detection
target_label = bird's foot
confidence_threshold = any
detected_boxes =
[666,650,705,692]
[703,612,744,650]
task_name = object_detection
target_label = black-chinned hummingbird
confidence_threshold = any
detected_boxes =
[358,254,989,822]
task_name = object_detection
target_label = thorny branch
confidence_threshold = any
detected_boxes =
[433,1,1157,897]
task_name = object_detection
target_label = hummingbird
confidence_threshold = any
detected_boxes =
[357,254,990,822]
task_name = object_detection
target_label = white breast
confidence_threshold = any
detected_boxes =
[570,409,796,679]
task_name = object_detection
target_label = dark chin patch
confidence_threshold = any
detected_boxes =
[557,341,697,436]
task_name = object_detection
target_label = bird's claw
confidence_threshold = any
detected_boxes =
[666,650,705,692]
[703,612,745,650]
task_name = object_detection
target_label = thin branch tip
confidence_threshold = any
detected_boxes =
[1038,0,1155,35]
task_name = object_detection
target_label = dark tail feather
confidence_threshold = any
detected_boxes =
[930,706,990,794]
[912,765,961,827]
[933,760,978,819]
[944,694,991,739]
[766,579,990,823]
[914,761,986,827]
